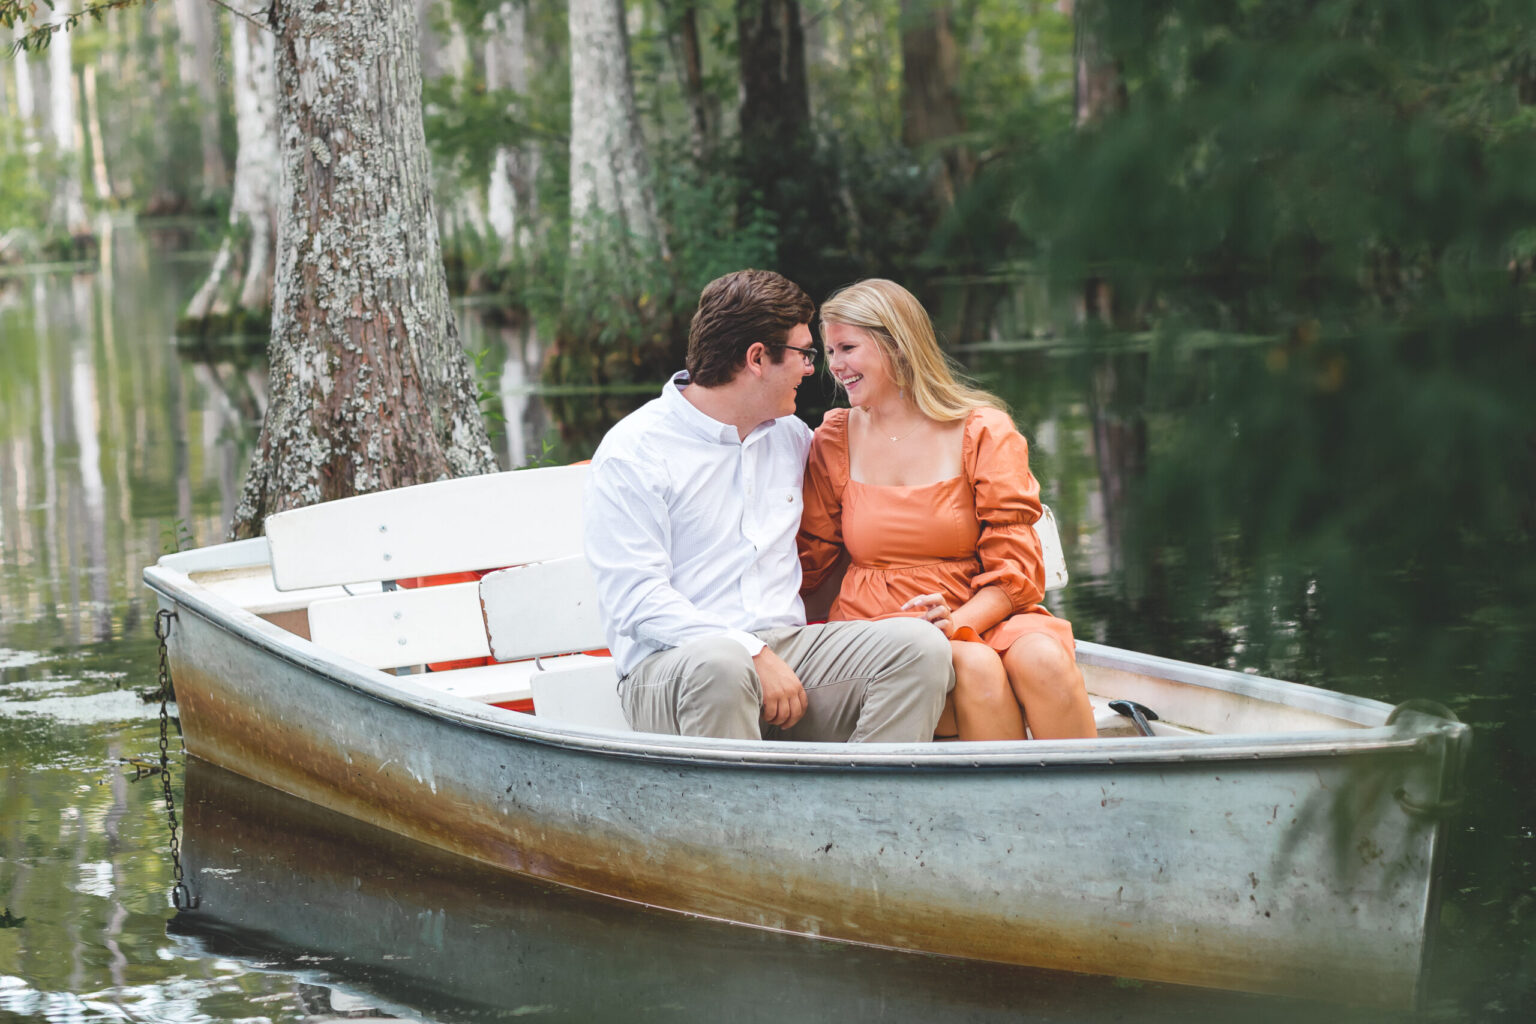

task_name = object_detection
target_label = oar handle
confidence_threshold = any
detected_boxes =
[1108,699,1160,737]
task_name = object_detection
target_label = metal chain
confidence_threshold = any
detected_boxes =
[154,609,198,910]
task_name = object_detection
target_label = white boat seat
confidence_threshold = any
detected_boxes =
[308,581,489,670]
[415,654,614,708]
[305,570,613,710]
[264,464,590,591]
[479,556,625,728]
[479,555,607,661]
[528,658,628,731]
[1035,505,1069,593]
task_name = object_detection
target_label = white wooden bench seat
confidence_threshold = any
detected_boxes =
[263,466,599,714]
[263,464,591,592]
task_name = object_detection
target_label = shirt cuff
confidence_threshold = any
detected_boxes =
[723,629,766,660]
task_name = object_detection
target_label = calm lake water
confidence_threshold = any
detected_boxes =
[1,226,1531,1021]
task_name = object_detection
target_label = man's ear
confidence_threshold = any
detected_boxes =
[743,342,768,378]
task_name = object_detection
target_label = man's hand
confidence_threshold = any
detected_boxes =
[754,646,808,729]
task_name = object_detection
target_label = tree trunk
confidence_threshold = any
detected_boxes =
[567,0,666,265]
[1067,0,1125,128]
[81,66,113,206]
[662,1,715,162]
[11,26,36,144]
[432,11,489,276]
[230,0,497,539]
[1065,0,1126,325]
[47,19,90,244]
[737,0,810,152]
[736,0,840,285]
[173,0,229,197]
[183,17,280,332]
[899,0,973,207]
[485,1,541,265]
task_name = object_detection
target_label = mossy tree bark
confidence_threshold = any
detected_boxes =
[230,0,497,539]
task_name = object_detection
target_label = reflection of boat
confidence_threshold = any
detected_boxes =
[142,468,1468,1009]
[169,760,1393,1022]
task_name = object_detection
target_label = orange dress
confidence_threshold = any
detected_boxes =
[798,406,1075,659]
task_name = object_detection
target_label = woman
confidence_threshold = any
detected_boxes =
[798,279,1096,740]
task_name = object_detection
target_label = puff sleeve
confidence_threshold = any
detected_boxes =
[798,409,850,595]
[964,408,1046,611]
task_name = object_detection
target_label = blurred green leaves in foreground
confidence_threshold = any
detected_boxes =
[964,0,1536,716]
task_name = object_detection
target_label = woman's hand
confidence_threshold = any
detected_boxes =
[902,593,955,638]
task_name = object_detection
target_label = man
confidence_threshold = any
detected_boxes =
[583,269,954,742]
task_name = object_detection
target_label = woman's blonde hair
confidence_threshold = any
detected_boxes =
[819,279,1004,422]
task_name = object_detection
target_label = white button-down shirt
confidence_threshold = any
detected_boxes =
[584,372,813,677]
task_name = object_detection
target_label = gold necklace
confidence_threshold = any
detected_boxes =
[866,409,924,443]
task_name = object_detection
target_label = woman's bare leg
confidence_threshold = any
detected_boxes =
[950,640,1026,741]
[1002,633,1096,738]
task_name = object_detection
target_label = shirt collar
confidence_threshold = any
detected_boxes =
[662,371,741,444]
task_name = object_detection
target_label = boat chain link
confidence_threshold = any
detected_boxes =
[155,608,198,910]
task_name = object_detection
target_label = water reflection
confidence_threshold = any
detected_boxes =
[0,231,234,652]
[457,313,649,469]
[170,760,1398,1024]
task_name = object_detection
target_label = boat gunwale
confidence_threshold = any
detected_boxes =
[144,558,1463,771]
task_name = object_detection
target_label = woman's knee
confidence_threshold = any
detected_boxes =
[1003,634,1078,689]
[951,641,1010,700]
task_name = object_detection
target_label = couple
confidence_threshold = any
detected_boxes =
[583,269,1096,743]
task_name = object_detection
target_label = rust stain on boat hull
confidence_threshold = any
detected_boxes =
[166,607,1445,1010]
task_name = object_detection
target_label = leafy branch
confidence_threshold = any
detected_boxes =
[3,0,272,58]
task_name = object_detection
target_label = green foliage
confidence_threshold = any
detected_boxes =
[467,345,506,440]
[2,0,140,55]
[160,518,195,554]
[424,76,569,188]
[959,0,1536,333]
[547,164,780,385]
[0,119,50,255]
[518,433,561,469]
[84,19,222,218]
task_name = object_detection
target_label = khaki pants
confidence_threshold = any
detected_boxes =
[619,618,954,742]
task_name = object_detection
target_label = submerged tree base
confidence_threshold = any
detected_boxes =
[174,312,272,350]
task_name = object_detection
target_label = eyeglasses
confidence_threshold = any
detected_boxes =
[777,342,818,366]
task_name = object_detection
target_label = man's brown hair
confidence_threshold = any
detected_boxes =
[685,269,814,387]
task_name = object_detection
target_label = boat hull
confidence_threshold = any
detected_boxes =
[173,759,1396,1020]
[147,565,1464,1009]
